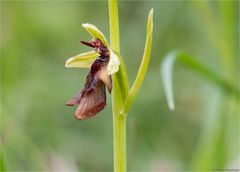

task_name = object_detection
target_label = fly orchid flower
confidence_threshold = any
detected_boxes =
[65,23,120,120]
[65,4,154,171]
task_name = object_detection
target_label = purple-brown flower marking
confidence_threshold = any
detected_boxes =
[66,39,112,120]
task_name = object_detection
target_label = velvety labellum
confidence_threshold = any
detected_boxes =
[66,56,112,120]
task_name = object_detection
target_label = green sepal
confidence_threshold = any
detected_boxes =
[65,51,99,68]
[82,23,109,48]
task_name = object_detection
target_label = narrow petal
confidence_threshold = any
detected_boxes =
[82,23,109,48]
[107,50,120,75]
[65,51,99,68]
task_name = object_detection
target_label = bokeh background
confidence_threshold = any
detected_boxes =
[1,1,239,171]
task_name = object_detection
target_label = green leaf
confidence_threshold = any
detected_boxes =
[82,23,109,48]
[160,52,176,111]
[65,51,99,68]
[160,51,239,110]
[120,9,154,116]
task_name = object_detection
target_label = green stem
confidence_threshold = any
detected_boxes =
[111,78,127,172]
[108,0,120,51]
[112,112,127,172]
[108,0,127,171]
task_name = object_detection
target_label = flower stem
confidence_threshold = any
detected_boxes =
[108,0,127,171]
[108,0,120,51]
[112,112,127,172]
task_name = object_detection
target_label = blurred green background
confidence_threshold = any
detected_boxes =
[1,1,239,171]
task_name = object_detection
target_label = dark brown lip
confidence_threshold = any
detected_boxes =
[66,55,112,120]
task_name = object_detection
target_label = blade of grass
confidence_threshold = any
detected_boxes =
[194,1,234,79]
[160,51,239,110]
[160,52,176,111]
[190,90,226,170]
